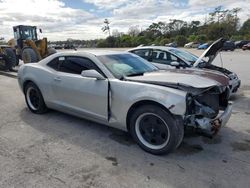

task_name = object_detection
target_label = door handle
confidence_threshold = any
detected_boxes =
[54,77,61,81]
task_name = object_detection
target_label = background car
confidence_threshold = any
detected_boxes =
[190,42,200,48]
[242,43,250,50]
[197,43,209,49]
[235,40,249,48]
[128,38,241,95]
[184,42,193,48]
[221,41,235,51]
[18,51,232,155]
[165,42,177,48]
[184,42,200,48]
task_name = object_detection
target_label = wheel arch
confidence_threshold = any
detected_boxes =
[23,79,39,93]
[126,100,173,132]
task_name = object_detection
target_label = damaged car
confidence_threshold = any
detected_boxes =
[129,38,241,96]
[18,51,232,155]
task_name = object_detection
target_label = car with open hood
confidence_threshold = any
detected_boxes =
[18,51,232,155]
[128,38,241,96]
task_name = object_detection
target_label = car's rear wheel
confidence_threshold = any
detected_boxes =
[24,82,48,114]
[129,105,180,155]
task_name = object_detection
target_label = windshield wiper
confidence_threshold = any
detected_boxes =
[126,72,144,77]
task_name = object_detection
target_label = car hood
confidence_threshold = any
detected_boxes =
[193,38,225,67]
[126,69,229,94]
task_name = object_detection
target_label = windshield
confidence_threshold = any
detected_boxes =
[169,48,198,64]
[97,53,158,79]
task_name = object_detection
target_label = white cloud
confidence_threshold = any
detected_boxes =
[84,0,128,9]
[0,0,249,41]
[0,0,105,41]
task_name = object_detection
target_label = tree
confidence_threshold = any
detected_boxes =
[102,19,111,36]
[175,35,187,47]
[112,29,122,37]
[240,19,250,35]
[160,38,170,46]
[128,25,140,37]
[209,6,228,23]
[195,34,207,43]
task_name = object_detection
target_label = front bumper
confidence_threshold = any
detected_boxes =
[191,102,233,138]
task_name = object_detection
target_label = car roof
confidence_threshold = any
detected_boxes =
[54,50,130,57]
[129,46,175,51]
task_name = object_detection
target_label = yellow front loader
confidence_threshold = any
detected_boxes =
[11,25,56,64]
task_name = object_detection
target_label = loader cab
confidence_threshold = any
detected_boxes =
[13,25,38,49]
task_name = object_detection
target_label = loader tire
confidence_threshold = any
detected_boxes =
[3,48,16,70]
[22,48,38,63]
[47,47,57,56]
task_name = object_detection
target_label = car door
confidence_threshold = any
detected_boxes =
[52,56,108,121]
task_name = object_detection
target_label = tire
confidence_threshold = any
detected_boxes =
[129,105,180,155]
[15,55,19,66]
[47,47,57,56]
[24,82,48,114]
[175,120,184,149]
[22,48,38,63]
[3,48,16,70]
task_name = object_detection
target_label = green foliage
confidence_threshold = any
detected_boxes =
[243,34,250,40]
[230,35,243,41]
[188,35,196,42]
[195,34,207,43]
[175,35,187,46]
[240,19,250,35]
[159,38,170,46]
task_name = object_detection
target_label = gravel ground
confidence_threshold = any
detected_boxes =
[0,49,250,188]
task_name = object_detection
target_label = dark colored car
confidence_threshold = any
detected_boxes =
[242,43,250,50]
[235,40,249,48]
[54,45,63,49]
[221,41,235,51]
[64,44,76,49]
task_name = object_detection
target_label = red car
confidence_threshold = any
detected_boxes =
[242,43,250,50]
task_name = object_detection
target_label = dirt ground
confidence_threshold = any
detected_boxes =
[0,49,250,188]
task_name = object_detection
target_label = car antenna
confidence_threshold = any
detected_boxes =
[219,51,223,68]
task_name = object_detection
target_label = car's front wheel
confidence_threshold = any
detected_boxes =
[24,82,48,114]
[129,105,180,155]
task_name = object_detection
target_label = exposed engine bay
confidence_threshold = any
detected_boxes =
[184,86,230,137]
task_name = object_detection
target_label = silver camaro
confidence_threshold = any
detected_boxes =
[18,51,232,155]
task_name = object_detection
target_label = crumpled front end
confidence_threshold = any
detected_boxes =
[184,85,232,137]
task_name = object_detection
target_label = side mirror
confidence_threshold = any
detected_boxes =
[81,70,105,80]
[39,28,43,33]
[170,61,180,67]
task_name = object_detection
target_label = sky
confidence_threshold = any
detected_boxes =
[0,0,250,41]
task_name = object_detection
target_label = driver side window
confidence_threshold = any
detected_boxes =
[152,50,176,65]
[152,50,186,67]
[47,56,104,76]
[131,49,150,60]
